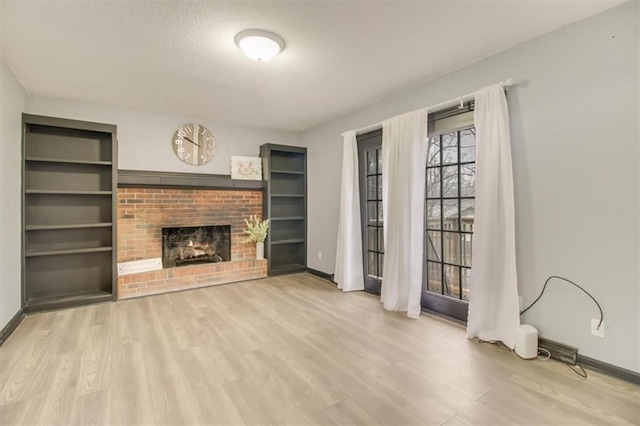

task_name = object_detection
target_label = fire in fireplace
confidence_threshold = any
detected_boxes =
[162,225,231,268]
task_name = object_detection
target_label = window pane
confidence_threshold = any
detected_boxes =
[378,253,384,277]
[462,268,471,301]
[426,231,442,261]
[460,129,475,162]
[444,265,460,298]
[442,165,458,197]
[367,150,376,174]
[426,200,441,230]
[377,175,382,200]
[368,251,377,277]
[443,232,460,265]
[368,227,377,251]
[426,262,442,294]
[367,176,376,200]
[462,232,473,267]
[442,132,457,164]
[426,168,440,198]
[423,126,475,309]
[377,201,383,225]
[460,199,474,233]
[427,136,441,167]
[460,163,475,197]
[377,148,382,174]
[442,199,459,231]
[378,227,384,252]
[367,201,377,225]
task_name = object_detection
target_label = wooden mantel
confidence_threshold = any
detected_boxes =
[118,169,265,190]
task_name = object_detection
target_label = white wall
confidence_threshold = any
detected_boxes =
[1,58,29,329]
[29,96,299,174]
[300,2,639,372]
[637,0,640,376]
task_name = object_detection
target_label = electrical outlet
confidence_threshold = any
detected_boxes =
[317,251,322,260]
[591,318,605,338]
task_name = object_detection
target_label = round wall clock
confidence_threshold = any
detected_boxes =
[172,123,216,166]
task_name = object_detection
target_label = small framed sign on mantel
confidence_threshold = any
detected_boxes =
[231,156,262,180]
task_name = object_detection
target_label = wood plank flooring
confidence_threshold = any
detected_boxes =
[1,273,638,425]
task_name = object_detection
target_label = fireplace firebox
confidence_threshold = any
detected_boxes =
[162,225,230,268]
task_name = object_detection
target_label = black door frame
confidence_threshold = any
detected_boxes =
[357,129,383,295]
[421,292,469,322]
[421,117,475,323]
[355,112,472,323]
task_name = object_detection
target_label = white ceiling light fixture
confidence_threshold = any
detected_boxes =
[235,29,285,62]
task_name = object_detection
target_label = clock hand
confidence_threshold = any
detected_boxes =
[184,136,201,147]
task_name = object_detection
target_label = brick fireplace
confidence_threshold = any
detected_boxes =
[117,187,267,299]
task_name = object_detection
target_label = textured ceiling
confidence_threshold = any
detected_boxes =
[1,1,624,131]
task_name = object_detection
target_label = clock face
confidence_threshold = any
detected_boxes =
[172,123,216,166]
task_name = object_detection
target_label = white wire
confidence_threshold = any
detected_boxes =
[537,347,551,361]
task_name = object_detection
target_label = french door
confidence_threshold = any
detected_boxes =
[355,118,475,324]
[421,127,475,322]
[357,130,383,294]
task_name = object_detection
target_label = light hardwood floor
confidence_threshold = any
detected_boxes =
[0,273,638,425]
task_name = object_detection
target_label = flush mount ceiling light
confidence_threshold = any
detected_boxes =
[235,29,285,61]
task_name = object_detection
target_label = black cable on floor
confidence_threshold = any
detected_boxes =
[566,363,587,379]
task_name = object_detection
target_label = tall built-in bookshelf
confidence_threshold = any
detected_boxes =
[259,144,307,275]
[22,114,117,312]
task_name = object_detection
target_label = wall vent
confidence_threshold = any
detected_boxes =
[538,337,578,365]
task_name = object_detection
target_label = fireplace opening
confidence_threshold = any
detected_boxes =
[162,225,230,268]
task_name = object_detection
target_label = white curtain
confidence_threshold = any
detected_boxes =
[466,84,520,348]
[334,130,365,292]
[381,110,428,318]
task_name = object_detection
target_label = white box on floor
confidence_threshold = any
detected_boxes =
[515,324,538,359]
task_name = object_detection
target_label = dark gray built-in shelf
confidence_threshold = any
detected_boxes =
[270,170,305,175]
[260,144,307,276]
[26,190,113,195]
[23,291,113,312]
[25,222,113,231]
[271,238,306,245]
[25,157,113,166]
[22,114,117,313]
[26,247,113,257]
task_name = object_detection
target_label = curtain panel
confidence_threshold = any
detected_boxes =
[466,84,520,348]
[381,110,429,318]
[334,131,365,292]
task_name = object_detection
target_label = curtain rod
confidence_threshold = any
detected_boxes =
[342,78,514,137]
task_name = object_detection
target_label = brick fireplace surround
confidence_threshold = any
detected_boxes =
[117,187,267,299]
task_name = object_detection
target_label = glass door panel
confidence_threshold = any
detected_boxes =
[422,127,475,322]
[358,130,383,294]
